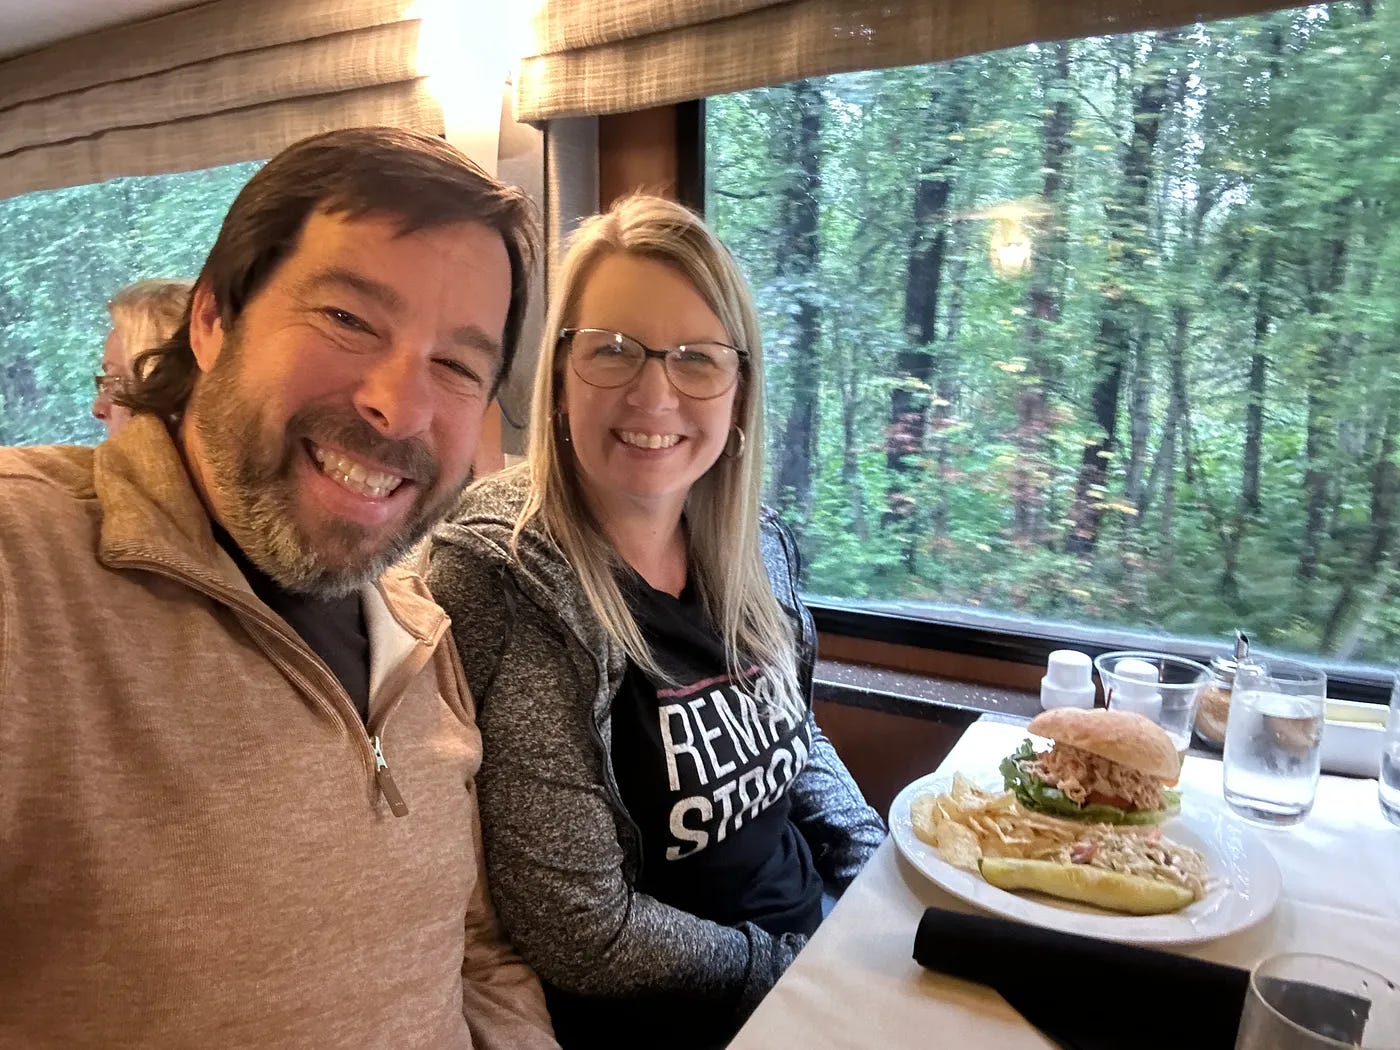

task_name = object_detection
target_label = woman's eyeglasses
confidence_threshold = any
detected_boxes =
[562,328,745,400]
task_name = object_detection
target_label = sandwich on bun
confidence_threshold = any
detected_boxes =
[1001,708,1182,825]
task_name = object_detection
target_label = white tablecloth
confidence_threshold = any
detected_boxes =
[730,717,1400,1050]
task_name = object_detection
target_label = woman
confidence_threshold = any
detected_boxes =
[430,194,884,1048]
[92,278,192,434]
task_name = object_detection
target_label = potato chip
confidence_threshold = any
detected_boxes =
[935,821,982,870]
[910,794,941,848]
[986,793,1016,814]
[984,818,1016,845]
[950,773,979,803]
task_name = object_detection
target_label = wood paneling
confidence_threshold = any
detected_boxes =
[818,633,1043,692]
[598,105,680,205]
[812,698,971,817]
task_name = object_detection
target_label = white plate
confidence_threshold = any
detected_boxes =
[889,771,1282,945]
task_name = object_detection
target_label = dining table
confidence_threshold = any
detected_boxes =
[729,715,1400,1050]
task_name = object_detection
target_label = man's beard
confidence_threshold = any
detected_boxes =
[188,334,468,598]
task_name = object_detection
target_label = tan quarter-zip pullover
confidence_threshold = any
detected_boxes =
[0,416,556,1050]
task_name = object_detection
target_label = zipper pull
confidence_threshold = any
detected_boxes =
[372,735,409,818]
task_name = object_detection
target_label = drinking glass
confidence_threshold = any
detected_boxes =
[1095,651,1210,757]
[1381,676,1400,828]
[1223,659,1326,827]
[1235,954,1400,1049]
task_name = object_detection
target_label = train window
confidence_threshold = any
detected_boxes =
[706,3,1400,675]
[0,159,262,446]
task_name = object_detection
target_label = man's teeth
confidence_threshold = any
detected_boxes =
[311,445,404,498]
[618,431,681,450]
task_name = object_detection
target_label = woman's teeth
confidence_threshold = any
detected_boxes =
[311,445,404,498]
[618,431,681,450]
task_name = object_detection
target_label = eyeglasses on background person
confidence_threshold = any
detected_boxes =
[562,327,746,400]
[93,373,128,397]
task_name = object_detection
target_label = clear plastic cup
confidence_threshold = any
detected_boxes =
[1094,650,1210,756]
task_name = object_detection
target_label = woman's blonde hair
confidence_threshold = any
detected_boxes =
[108,279,192,372]
[518,193,800,712]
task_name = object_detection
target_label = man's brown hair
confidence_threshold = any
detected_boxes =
[119,127,539,417]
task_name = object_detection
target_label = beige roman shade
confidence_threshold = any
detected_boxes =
[516,0,1307,120]
[0,0,441,200]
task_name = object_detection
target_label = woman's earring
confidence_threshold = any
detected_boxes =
[723,425,746,460]
[554,411,572,445]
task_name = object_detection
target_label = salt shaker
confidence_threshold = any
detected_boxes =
[1040,650,1095,710]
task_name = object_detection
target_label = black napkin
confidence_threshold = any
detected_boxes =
[913,908,1371,1050]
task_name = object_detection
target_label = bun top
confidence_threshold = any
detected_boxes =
[1027,707,1181,782]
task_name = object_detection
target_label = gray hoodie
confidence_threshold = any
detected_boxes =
[429,468,884,1033]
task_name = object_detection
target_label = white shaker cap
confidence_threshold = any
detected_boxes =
[1041,650,1095,710]
[1107,657,1163,718]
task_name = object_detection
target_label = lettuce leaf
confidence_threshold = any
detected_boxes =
[999,739,1179,826]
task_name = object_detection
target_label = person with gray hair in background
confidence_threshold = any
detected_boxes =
[92,278,192,434]
[431,193,884,1050]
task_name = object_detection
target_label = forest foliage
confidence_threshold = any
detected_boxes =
[706,2,1400,667]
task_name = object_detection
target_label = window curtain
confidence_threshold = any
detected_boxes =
[516,0,1307,120]
[0,0,440,200]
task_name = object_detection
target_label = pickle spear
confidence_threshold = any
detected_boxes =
[978,857,1194,915]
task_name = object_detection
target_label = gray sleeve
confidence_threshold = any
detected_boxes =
[787,712,886,893]
[428,541,805,1022]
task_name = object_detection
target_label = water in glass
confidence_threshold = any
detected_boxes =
[1223,687,1324,826]
[1381,677,1400,828]
[1381,739,1400,828]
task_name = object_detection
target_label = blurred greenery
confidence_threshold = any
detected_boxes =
[708,3,1400,667]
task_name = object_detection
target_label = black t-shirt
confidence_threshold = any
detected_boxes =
[610,571,823,939]
[213,526,372,722]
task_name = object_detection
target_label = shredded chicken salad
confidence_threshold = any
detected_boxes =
[1022,742,1167,811]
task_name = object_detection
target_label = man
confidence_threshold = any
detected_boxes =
[92,278,192,434]
[0,128,556,1049]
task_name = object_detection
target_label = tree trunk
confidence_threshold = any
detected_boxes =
[1142,304,1191,550]
[1297,230,1349,583]
[772,79,824,524]
[839,372,865,539]
[1239,23,1288,519]
[1241,342,1267,516]
[838,251,870,540]
[885,61,972,560]
[1321,404,1400,652]
[1123,347,1153,511]
[1065,41,1172,554]
[1241,198,1277,518]
[1012,40,1071,547]
[931,249,970,542]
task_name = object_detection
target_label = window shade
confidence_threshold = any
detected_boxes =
[516,0,1307,121]
[0,0,441,200]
